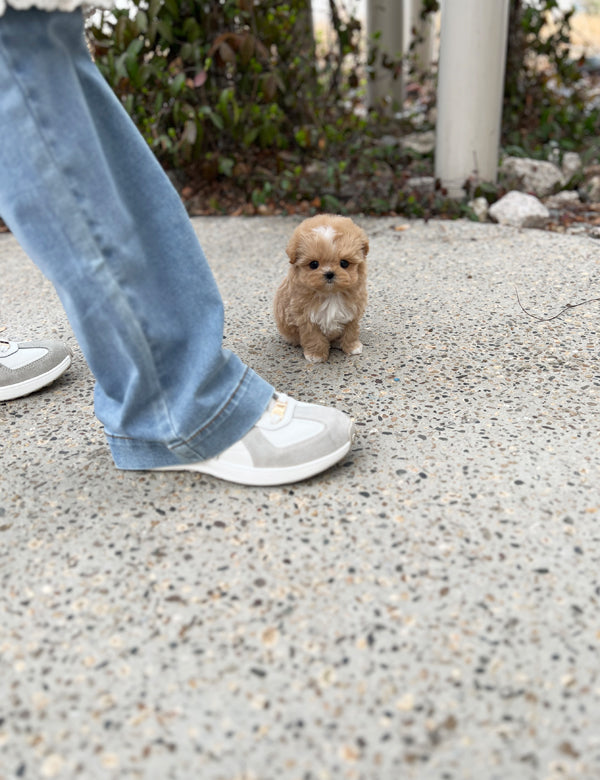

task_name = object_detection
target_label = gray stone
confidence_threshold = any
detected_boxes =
[562,151,582,181]
[582,174,600,202]
[499,156,565,197]
[304,161,328,178]
[547,146,561,166]
[406,175,435,195]
[489,190,550,229]
[544,190,581,209]
[468,196,489,222]
[401,130,436,155]
[375,134,402,148]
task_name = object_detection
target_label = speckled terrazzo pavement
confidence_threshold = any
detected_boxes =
[1,216,600,780]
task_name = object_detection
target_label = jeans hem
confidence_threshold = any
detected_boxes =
[106,371,274,470]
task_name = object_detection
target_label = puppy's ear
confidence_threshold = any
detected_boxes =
[358,228,369,258]
[286,231,300,264]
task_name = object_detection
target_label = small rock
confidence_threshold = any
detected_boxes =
[582,174,600,202]
[589,226,600,239]
[499,156,565,197]
[468,197,489,222]
[565,225,589,237]
[376,134,402,148]
[562,151,582,181]
[544,190,580,209]
[305,161,328,178]
[547,146,561,166]
[406,176,435,195]
[489,190,550,229]
[401,130,435,155]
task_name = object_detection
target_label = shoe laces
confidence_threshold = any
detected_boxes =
[0,339,11,355]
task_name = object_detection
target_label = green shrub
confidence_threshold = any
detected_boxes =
[87,0,364,168]
[502,0,600,157]
[87,0,426,214]
[85,0,600,217]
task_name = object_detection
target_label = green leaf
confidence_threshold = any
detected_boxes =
[170,72,186,95]
[218,157,234,177]
[182,17,202,41]
[126,37,143,61]
[135,10,148,34]
[164,0,179,19]
[243,127,259,146]
[156,20,174,43]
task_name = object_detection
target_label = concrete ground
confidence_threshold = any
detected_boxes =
[1,216,600,780]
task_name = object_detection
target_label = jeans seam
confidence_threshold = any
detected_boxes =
[0,15,183,445]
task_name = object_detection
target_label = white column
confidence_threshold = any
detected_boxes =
[434,0,510,197]
[367,0,404,110]
[405,0,435,74]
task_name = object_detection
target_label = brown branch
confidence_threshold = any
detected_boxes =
[514,285,600,322]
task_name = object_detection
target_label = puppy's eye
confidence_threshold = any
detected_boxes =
[309,261,319,269]
[340,259,350,269]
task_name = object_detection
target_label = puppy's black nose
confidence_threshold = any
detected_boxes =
[324,271,335,281]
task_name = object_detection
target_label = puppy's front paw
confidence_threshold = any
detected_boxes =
[304,352,327,364]
[344,341,363,356]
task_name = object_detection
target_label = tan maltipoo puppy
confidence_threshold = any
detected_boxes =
[274,214,369,363]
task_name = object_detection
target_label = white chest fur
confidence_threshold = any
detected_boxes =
[309,293,355,337]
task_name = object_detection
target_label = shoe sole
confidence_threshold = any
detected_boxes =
[155,421,356,486]
[0,354,72,401]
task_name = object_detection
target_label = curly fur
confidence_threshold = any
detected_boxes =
[274,214,369,363]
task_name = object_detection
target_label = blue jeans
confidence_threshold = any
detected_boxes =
[0,8,273,468]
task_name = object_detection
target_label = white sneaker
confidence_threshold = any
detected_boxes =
[153,393,356,486]
[0,339,72,401]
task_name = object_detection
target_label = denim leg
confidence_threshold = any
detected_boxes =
[0,9,273,468]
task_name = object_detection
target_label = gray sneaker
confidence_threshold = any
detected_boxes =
[153,393,356,486]
[0,339,73,401]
